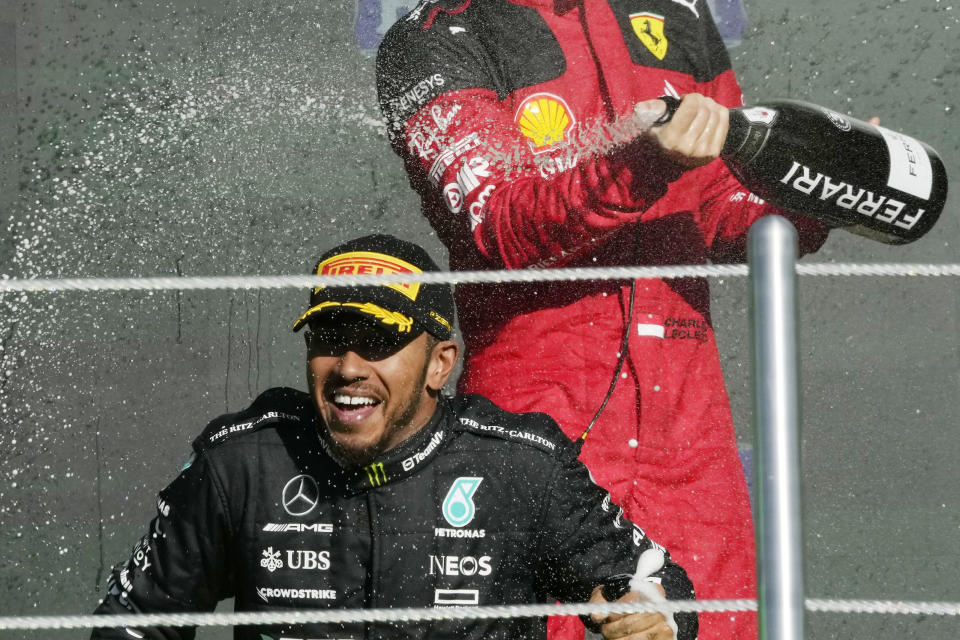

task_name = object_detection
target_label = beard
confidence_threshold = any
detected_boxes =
[319,356,431,468]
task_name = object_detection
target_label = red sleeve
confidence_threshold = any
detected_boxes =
[389,77,826,270]
[400,88,683,269]
[376,9,827,270]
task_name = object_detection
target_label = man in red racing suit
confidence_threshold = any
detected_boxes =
[376,1,828,638]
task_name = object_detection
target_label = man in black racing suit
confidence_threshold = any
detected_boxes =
[91,235,697,640]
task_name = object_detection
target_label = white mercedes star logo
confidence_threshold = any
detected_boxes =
[282,474,320,516]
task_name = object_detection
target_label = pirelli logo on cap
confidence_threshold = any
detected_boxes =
[314,251,423,301]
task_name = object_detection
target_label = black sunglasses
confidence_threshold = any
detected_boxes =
[304,319,420,361]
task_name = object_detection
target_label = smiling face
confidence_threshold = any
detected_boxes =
[305,317,458,467]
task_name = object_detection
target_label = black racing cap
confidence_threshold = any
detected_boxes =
[292,234,454,340]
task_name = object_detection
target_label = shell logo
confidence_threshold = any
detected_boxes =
[515,93,576,154]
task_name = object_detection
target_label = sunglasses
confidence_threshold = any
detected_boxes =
[304,319,419,361]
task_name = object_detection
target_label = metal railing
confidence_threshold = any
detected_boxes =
[749,216,805,640]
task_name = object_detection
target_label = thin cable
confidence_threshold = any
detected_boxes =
[1,262,960,293]
[579,281,635,444]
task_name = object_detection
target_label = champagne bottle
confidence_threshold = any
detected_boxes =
[659,97,949,244]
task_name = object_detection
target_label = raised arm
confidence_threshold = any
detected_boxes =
[376,4,828,270]
[377,22,687,269]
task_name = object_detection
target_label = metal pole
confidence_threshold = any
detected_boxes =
[749,215,805,640]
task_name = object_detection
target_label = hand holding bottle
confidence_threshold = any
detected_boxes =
[634,95,948,244]
[637,93,729,169]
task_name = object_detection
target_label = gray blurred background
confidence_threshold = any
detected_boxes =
[0,0,957,637]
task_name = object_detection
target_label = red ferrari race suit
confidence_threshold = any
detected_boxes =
[376,1,828,638]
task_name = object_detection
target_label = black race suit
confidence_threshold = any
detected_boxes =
[91,388,696,640]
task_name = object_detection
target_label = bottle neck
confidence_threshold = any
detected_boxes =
[722,107,772,167]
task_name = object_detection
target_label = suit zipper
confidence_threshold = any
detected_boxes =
[365,491,377,639]
[571,1,643,448]
[576,3,617,122]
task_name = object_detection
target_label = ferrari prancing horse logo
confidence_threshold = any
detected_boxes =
[630,12,668,60]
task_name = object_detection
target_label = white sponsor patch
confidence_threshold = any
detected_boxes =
[429,555,493,576]
[670,0,699,18]
[434,588,479,605]
[285,549,331,570]
[402,430,444,471]
[256,586,337,602]
[261,547,283,572]
[637,323,665,338]
[434,527,486,538]
[262,522,334,533]
[637,313,664,338]
[428,133,481,185]
[469,184,496,230]
[878,126,933,199]
[741,106,777,126]
[443,183,464,213]
[662,79,680,99]
[387,73,445,114]
[778,160,925,231]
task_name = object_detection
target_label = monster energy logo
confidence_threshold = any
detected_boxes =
[364,462,388,487]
